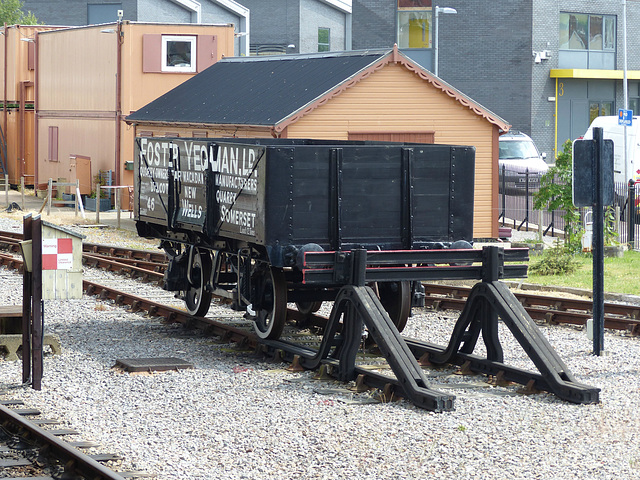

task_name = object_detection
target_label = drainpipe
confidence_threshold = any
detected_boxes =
[18,81,32,179]
[3,23,7,170]
[34,31,39,188]
[115,20,123,187]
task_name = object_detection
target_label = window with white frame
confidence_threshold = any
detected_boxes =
[162,36,197,73]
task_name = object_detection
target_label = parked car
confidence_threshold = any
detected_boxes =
[498,131,549,194]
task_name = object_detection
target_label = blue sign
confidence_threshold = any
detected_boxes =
[618,108,633,126]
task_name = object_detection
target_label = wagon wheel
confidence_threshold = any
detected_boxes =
[252,266,288,340]
[295,301,323,315]
[377,281,411,332]
[184,249,212,317]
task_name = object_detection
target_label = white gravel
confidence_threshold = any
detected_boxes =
[1,216,640,480]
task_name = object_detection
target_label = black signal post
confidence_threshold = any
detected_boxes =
[573,127,614,356]
[592,128,605,356]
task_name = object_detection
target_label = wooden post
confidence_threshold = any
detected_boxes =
[21,176,25,210]
[75,179,79,217]
[47,178,52,215]
[3,174,7,206]
[31,216,43,390]
[22,214,33,384]
[96,184,101,224]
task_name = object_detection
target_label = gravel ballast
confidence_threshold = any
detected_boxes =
[0,216,639,480]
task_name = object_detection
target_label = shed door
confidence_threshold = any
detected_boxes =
[348,131,435,143]
[69,155,92,195]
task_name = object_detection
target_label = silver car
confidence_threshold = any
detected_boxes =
[499,131,549,194]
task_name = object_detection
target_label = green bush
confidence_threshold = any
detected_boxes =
[529,246,579,276]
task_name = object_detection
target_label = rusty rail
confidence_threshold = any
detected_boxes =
[0,403,126,479]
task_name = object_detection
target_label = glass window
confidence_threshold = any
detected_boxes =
[589,101,613,125]
[397,0,432,49]
[589,15,603,50]
[560,13,587,50]
[162,36,196,73]
[318,28,330,52]
[604,16,615,50]
[499,140,539,161]
[560,13,615,51]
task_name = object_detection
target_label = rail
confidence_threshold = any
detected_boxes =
[0,403,127,479]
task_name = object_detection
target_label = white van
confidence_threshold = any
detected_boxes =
[582,115,640,185]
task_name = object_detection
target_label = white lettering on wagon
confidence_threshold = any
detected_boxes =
[136,138,261,235]
[219,204,256,235]
[212,144,258,176]
[209,143,262,236]
[138,138,209,217]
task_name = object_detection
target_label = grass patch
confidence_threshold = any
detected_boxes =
[529,247,579,276]
[526,249,640,295]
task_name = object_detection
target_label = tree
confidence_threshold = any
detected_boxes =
[533,139,582,251]
[0,0,39,25]
[534,139,619,252]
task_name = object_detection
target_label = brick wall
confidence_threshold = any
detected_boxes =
[241,0,300,48]
[352,0,396,49]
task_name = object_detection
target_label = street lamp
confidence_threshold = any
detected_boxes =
[623,0,629,183]
[434,6,457,77]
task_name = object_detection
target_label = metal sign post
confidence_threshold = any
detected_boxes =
[592,128,605,356]
[573,127,614,356]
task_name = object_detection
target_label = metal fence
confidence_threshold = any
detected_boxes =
[498,167,640,251]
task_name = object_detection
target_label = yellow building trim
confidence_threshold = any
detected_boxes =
[550,68,640,80]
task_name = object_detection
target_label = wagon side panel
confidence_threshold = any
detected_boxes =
[340,146,403,248]
[288,147,331,247]
[412,145,475,243]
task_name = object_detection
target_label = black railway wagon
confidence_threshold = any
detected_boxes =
[134,137,475,339]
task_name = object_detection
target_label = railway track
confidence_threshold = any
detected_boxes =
[422,283,640,335]
[2,228,639,336]
[0,397,143,479]
[0,249,411,403]
[0,240,602,408]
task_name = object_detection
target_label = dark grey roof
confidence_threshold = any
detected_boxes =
[126,50,390,126]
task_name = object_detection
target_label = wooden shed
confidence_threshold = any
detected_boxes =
[35,21,235,203]
[126,46,510,239]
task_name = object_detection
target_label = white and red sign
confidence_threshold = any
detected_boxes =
[42,238,73,270]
